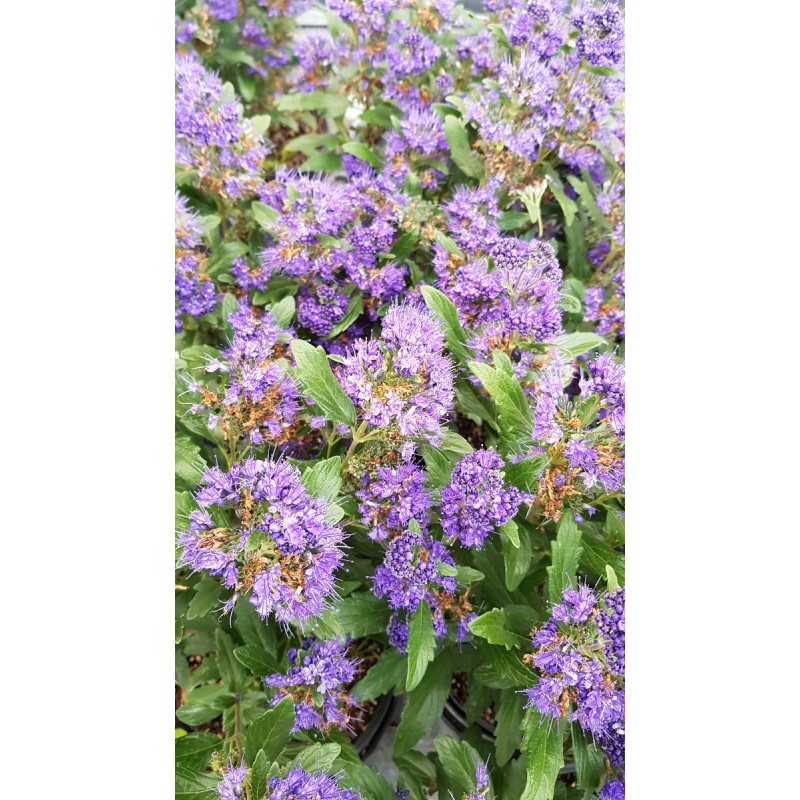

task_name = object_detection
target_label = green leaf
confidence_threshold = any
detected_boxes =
[419,285,473,364]
[233,645,279,677]
[175,732,221,772]
[250,114,271,136]
[469,609,530,650]
[215,629,246,695]
[605,565,619,591]
[338,762,396,800]
[283,132,339,155]
[186,578,220,620]
[394,651,453,754]
[504,525,532,591]
[495,690,525,766]
[558,294,582,314]
[420,443,455,488]
[298,151,342,173]
[176,436,205,489]
[290,742,341,772]
[269,296,296,328]
[498,210,531,231]
[520,711,564,800]
[291,340,356,427]
[468,362,531,444]
[175,704,224,726]
[206,241,249,278]
[547,514,583,603]
[314,592,391,640]
[579,534,625,585]
[443,115,484,179]
[326,294,363,339]
[276,91,349,117]
[435,738,485,799]
[250,750,270,800]
[474,645,534,689]
[406,600,436,691]
[553,332,607,358]
[245,696,295,765]
[455,566,484,584]
[500,518,520,548]
[300,457,342,504]
[221,293,238,338]
[571,723,605,792]
[351,649,407,700]
[175,764,219,800]
[390,227,419,261]
[252,201,280,231]
[342,141,384,169]
[604,509,625,544]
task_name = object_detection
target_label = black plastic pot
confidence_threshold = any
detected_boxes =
[352,692,396,758]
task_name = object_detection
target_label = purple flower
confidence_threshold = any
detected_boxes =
[572,2,625,68]
[185,301,300,447]
[175,193,216,330]
[356,464,431,541]
[524,584,625,774]
[599,779,625,800]
[265,637,358,733]
[216,761,247,800]
[178,457,347,628]
[266,767,361,800]
[440,450,524,549]
[339,302,454,443]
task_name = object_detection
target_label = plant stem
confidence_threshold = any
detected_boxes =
[233,698,243,755]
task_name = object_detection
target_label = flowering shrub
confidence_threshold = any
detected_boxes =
[175,1,625,798]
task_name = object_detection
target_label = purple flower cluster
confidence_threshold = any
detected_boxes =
[175,193,216,331]
[216,760,248,800]
[585,270,625,339]
[258,170,410,337]
[186,301,300,448]
[178,457,347,627]
[175,53,268,200]
[462,2,624,184]
[356,463,431,541]
[339,302,454,443]
[527,354,625,518]
[385,104,450,189]
[265,636,358,733]
[524,585,625,774]
[440,450,524,549]
[266,767,361,800]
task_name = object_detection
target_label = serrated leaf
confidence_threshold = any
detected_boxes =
[291,339,356,427]
[251,750,270,800]
[435,738,485,798]
[474,644,534,689]
[313,592,391,640]
[245,696,295,765]
[420,443,455,488]
[469,609,529,650]
[406,600,436,691]
[352,648,407,700]
[176,436,205,489]
[500,518,520,548]
[233,645,278,677]
[443,115,484,179]
[338,761,396,800]
[547,514,583,603]
[175,763,219,800]
[579,534,625,585]
[419,285,473,364]
[290,742,341,772]
[455,566,484,584]
[505,456,548,492]
[186,578,220,621]
[206,241,249,278]
[300,457,342,504]
[521,711,564,800]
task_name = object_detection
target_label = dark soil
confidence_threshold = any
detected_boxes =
[451,671,496,727]
[454,413,486,450]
